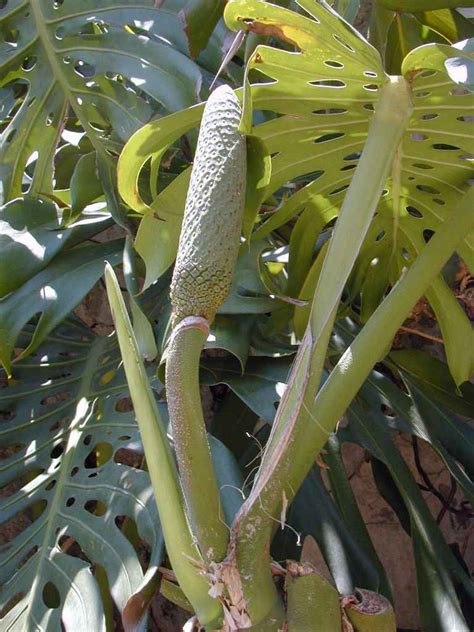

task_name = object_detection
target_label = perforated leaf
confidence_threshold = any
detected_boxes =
[0,317,163,631]
[0,0,201,202]
[117,0,473,384]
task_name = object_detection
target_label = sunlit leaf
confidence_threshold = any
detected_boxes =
[0,318,163,630]
[0,0,201,202]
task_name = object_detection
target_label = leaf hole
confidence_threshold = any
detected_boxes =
[41,391,71,405]
[42,582,60,609]
[423,229,434,243]
[21,56,37,71]
[333,32,355,52]
[363,103,374,111]
[412,162,433,170]
[99,369,117,386]
[12,82,28,99]
[432,143,459,150]
[416,184,440,195]
[344,151,361,161]
[340,164,356,171]
[84,442,113,468]
[84,500,107,516]
[4,27,19,45]
[50,443,65,459]
[363,84,378,91]
[432,198,445,206]
[410,133,428,141]
[450,87,469,96]
[5,127,16,144]
[381,404,395,417]
[70,467,79,477]
[0,409,16,421]
[420,113,438,120]
[406,206,423,218]
[375,230,385,242]
[402,248,411,261]
[309,79,345,88]
[45,112,54,126]
[114,448,143,468]
[313,108,347,114]
[324,59,344,69]
[53,0,64,8]
[313,132,345,144]
[74,61,95,79]
[329,184,349,195]
[65,497,75,507]
[45,479,57,491]
[363,70,377,78]
[83,434,92,446]
[17,545,38,569]
[49,417,67,432]
[115,397,133,412]
[414,90,430,98]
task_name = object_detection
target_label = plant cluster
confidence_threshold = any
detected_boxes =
[0,0,473,630]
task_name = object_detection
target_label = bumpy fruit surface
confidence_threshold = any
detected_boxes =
[170,85,246,324]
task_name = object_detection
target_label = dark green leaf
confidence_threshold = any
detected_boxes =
[201,355,292,422]
[0,318,163,630]
[414,9,474,43]
[0,198,71,297]
[0,239,123,372]
[180,0,227,58]
[389,349,474,417]
[324,436,393,600]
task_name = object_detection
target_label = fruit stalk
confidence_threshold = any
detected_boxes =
[166,85,246,566]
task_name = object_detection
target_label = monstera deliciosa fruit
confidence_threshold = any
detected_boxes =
[118,0,473,385]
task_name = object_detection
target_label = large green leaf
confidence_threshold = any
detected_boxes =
[0,0,201,202]
[0,239,123,373]
[117,0,473,384]
[0,197,73,297]
[0,317,163,630]
[0,197,112,298]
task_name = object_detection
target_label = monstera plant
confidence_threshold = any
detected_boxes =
[0,0,473,630]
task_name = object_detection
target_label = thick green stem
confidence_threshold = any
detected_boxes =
[226,76,413,629]
[232,186,473,627]
[310,188,473,444]
[166,317,229,563]
[105,267,222,628]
